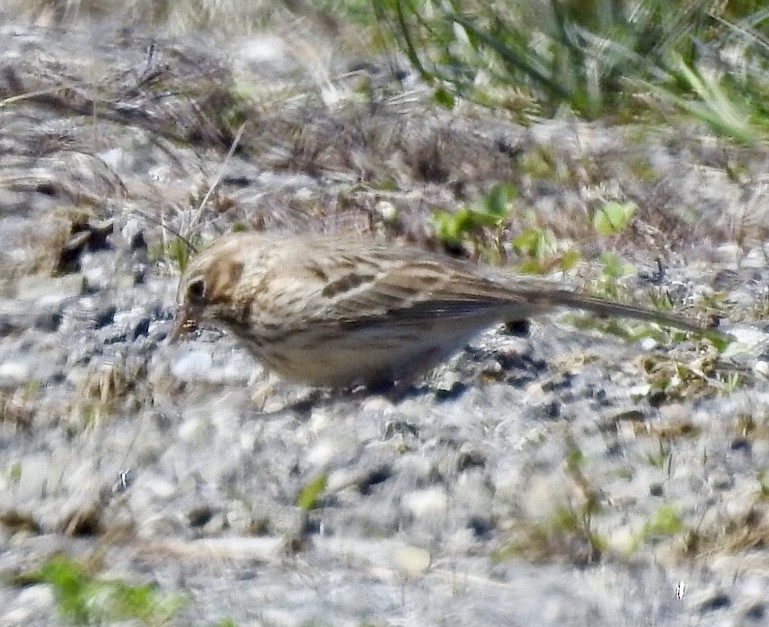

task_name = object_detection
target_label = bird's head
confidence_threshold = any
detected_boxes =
[171,237,247,341]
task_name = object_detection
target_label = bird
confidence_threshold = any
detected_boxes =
[171,231,706,390]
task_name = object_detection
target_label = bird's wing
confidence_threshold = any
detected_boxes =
[257,247,538,326]
[245,236,702,333]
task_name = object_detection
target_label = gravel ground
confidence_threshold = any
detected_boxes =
[2,18,769,627]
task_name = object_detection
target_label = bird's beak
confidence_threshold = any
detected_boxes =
[170,307,199,342]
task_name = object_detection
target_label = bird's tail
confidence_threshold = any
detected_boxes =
[521,289,706,333]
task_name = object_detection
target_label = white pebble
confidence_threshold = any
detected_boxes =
[0,361,31,384]
[402,487,448,518]
[376,200,398,222]
[754,360,769,378]
[639,337,658,351]
[171,351,213,381]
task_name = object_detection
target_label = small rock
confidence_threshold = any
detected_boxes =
[188,505,216,527]
[177,416,211,444]
[707,469,734,491]
[640,337,658,351]
[92,305,117,329]
[376,200,398,222]
[360,396,394,413]
[307,439,342,468]
[745,603,766,621]
[694,589,731,612]
[33,311,62,332]
[402,487,448,518]
[171,350,214,381]
[393,545,431,576]
[741,248,767,269]
[15,274,85,304]
[713,243,742,264]
[2,584,56,624]
[132,317,151,340]
[754,360,769,379]
[81,264,112,292]
[0,361,31,384]
[722,326,769,357]
[0,314,15,336]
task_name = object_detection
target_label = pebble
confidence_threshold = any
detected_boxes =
[14,274,85,304]
[0,360,31,384]
[171,350,213,381]
[713,243,742,264]
[2,585,56,624]
[754,360,769,378]
[722,326,769,356]
[393,545,431,576]
[401,487,448,518]
[33,311,62,332]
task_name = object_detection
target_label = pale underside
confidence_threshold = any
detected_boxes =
[217,311,500,388]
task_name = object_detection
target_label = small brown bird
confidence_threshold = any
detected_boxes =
[172,232,704,389]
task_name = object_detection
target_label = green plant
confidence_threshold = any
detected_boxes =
[639,504,685,541]
[494,502,607,565]
[25,554,185,625]
[374,0,769,134]
[432,182,515,247]
[592,201,636,236]
[165,236,195,273]
[510,223,581,275]
[645,54,760,144]
[149,234,201,274]
[759,473,769,500]
[8,461,22,483]
[597,250,635,279]
[645,439,672,470]
[495,443,606,565]
[297,473,328,511]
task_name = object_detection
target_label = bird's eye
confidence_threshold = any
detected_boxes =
[186,278,206,304]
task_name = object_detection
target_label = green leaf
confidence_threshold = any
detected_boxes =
[642,505,684,538]
[566,448,584,471]
[8,462,22,482]
[511,228,543,257]
[433,87,456,108]
[599,252,635,279]
[431,184,515,246]
[559,249,582,272]
[593,201,636,235]
[297,474,328,511]
[704,328,733,352]
[512,227,557,260]
[484,183,517,216]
